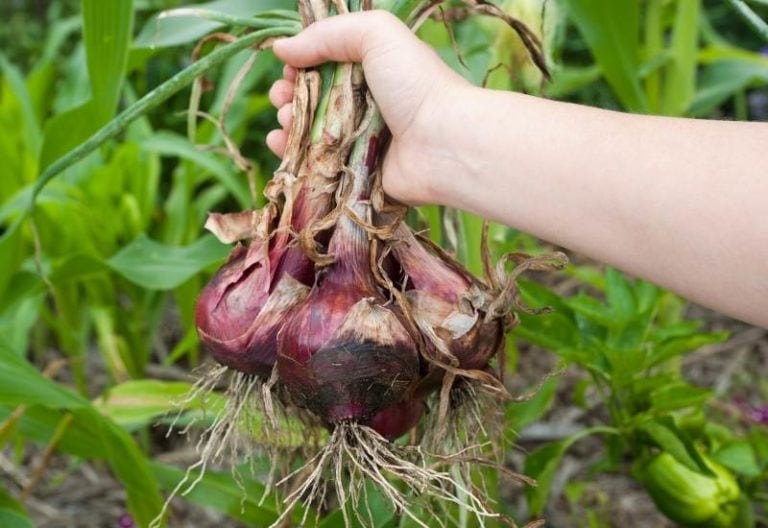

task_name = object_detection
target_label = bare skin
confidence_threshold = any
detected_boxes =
[267,11,768,328]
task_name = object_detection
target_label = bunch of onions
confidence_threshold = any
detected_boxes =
[187,0,566,523]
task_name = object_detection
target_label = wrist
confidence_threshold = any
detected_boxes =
[419,83,495,209]
[411,80,481,207]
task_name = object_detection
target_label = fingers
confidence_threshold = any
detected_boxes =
[283,64,298,82]
[277,103,293,129]
[266,129,288,158]
[269,79,294,107]
[268,69,296,159]
[272,11,403,67]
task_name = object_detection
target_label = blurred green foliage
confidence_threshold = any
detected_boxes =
[0,0,766,526]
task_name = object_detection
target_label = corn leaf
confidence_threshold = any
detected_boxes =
[107,235,230,291]
[141,132,252,209]
[661,0,701,116]
[134,0,289,49]
[564,0,648,112]
[151,463,287,525]
[0,55,42,156]
[0,486,33,528]
[40,0,134,170]
[691,55,768,116]
[0,343,163,525]
[95,380,224,430]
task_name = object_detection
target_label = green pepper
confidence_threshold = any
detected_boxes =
[640,452,748,527]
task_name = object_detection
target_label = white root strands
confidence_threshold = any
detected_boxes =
[150,366,308,528]
[270,422,501,528]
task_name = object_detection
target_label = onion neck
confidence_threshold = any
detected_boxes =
[326,111,387,288]
[394,223,469,298]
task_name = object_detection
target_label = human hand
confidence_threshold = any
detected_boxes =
[267,11,470,205]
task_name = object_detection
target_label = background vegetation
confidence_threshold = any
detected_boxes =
[0,0,767,526]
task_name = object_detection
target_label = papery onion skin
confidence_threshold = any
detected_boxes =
[393,226,503,373]
[195,240,310,378]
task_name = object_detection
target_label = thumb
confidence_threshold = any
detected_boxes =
[273,11,464,137]
[273,11,416,67]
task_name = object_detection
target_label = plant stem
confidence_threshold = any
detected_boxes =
[725,0,768,42]
[310,63,341,143]
[30,25,298,210]
[156,8,301,30]
[644,0,664,114]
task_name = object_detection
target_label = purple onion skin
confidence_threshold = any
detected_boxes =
[452,319,504,371]
[195,183,331,377]
[195,245,272,375]
[277,266,420,427]
[269,188,326,288]
[395,230,503,373]
[195,238,310,378]
[369,398,425,440]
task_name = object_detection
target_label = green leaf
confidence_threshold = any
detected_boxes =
[95,380,223,429]
[0,219,23,299]
[319,483,397,528]
[525,440,570,516]
[507,377,560,431]
[0,289,44,356]
[50,253,107,283]
[141,132,252,209]
[458,211,485,276]
[634,281,659,314]
[647,330,728,368]
[565,294,614,327]
[524,427,616,515]
[0,343,163,525]
[650,383,711,412]
[40,0,134,169]
[603,344,647,385]
[0,487,30,527]
[748,429,768,466]
[151,463,286,525]
[0,510,34,528]
[0,54,42,155]
[134,0,289,49]
[545,64,603,99]
[604,268,636,323]
[564,0,648,112]
[691,56,768,116]
[712,441,761,477]
[638,417,712,475]
[0,346,85,410]
[107,235,230,290]
[514,312,579,351]
[556,346,610,376]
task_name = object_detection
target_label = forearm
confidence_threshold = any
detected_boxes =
[434,86,768,327]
